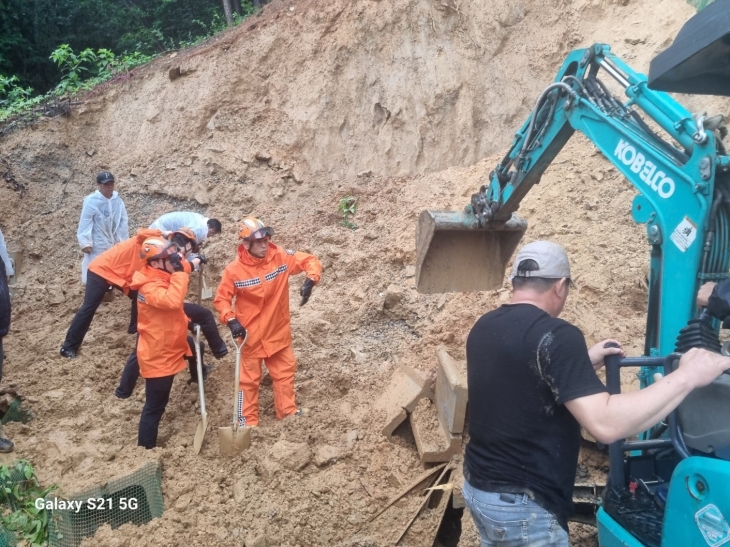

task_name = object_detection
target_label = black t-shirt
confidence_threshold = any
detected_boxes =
[463,303,607,531]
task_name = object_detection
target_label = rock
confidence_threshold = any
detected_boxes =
[346,430,359,448]
[314,445,343,467]
[404,265,416,278]
[86,149,95,157]
[357,170,372,178]
[291,165,304,184]
[246,533,267,547]
[268,440,312,471]
[383,284,402,310]
[194,190,209,205]
[255,151,272,162]
[168,66,181,81]
[47,287,65,306]
[233,479,247,503]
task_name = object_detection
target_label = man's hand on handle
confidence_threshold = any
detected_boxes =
[81,246,92,254]
[588,339,625,371]
[697,282,717,308]
[679,347,730,388]
[227,318,246,339]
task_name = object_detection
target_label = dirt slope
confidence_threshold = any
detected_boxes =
[0,0,724,545]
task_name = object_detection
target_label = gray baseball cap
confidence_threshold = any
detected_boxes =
[510,241,576,287]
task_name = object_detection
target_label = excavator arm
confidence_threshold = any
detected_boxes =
[416,43,730,358]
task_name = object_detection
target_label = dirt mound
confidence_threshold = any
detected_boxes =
[0,0,722,545]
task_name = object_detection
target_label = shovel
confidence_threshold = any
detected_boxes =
[192,325,209,454]
[219,333,252,455]
[197,264,214,303]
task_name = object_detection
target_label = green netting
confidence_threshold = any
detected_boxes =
[48,461,164,547]
[0,526,16,547]
[1,399,32,425]
[688,0,716,10]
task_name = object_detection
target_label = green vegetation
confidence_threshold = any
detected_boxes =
[0,0,260,124]
[0,460,57,546]
[338,196,358,230]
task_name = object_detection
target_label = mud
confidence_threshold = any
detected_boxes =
[0,0,720,545]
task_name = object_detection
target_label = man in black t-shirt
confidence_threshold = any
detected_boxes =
[462,240,730,546]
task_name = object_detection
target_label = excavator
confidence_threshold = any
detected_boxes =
[415,2,730,547]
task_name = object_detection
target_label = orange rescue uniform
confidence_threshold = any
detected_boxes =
[89,228,163,294]
[131,265,192,378]
[214,242,322,425]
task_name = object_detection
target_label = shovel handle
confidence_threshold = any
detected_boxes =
[230,332,248,430]
[195,325,206,416]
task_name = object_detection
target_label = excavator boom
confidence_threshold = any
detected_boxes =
[416,43,730,358]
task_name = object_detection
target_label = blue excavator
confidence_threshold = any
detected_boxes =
[415,3,730,546]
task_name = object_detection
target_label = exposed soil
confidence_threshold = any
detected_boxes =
[0,0,724,546]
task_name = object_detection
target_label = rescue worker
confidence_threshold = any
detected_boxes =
[61,228,228,360]
[150,212,222,246]
[115,228,227,398]
[60,227,162,358]
[0,239,14,452]
[132,237,201,448]
[214,217,322,427]
[77,172,129,284]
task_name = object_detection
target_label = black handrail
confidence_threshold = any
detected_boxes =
[604,353,689,489]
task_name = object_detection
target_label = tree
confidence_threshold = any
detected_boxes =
[0,0,255,94]
[221,0,234,26]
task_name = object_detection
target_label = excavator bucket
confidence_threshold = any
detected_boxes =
[415,210,527,294]
[648,0,730,96]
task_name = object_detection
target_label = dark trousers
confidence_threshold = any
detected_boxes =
[62,270,138,352]
[183,303,227,357]
[117,336,202,398]
[138,374,175,449]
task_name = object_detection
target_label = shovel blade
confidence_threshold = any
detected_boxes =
[202,287,214,300]
[415,210,527,294]
[193,415,209,454]
[218,426,252,456]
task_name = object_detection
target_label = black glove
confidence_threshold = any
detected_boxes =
[188,322,200,334]
[168,253,185,272]
[228,318,246,339]
[708,280,730,321]
[196,253,208,265]
[300,278,315,307]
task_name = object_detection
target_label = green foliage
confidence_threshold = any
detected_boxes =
[0,43,151,123]
[50,45,98,95]
[338,196,358,230]
[0,76,44,123]
[0,0,259,95]
[0,460,57,546]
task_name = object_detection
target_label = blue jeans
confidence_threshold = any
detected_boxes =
[463,480,569,547]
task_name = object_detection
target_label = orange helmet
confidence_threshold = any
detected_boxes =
[239,217,274,241]
[140,237,177,262]
[171,227,199,252]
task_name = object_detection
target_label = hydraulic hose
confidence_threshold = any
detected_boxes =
[520,82,579,158]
